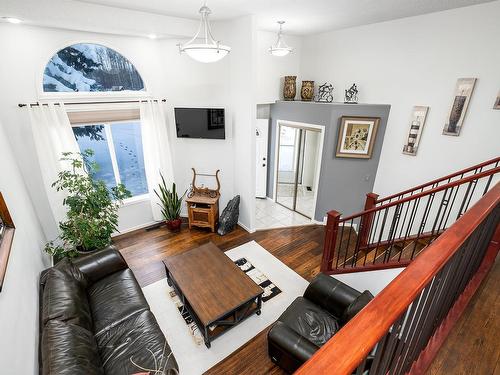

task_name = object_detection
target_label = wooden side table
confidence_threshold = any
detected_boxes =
[186,195,219,232]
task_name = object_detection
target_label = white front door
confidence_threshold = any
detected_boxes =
[255,119,269,198]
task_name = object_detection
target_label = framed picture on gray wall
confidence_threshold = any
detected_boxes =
[494,91,500,110]
[336,116,380,159]
[403,106,429,156]
[443,78,477,136]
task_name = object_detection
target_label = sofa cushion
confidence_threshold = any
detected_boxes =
[277,297,339,347]
[340,290,374,325]
[96,310,178,375]
[42,267,93,331]
[88,268,149,335]
[42,320,104,375]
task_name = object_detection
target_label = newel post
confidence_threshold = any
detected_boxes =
[321,210,341,273]
[359,192,379,248]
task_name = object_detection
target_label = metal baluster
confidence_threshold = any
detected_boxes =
[335,221,346,269]
[430,187,451,236]
[372,208,389,265]
[410,193,435,260]
[383,204,403,263]
[482,161,498,195]
[441,184,461,234]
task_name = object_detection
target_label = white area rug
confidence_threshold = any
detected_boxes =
[142,240,308,375]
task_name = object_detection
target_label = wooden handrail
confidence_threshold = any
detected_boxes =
[296,182,500,375]
[340,166,500,222]
[377,156,500,204]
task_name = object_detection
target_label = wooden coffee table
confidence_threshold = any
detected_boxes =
[162,242,263,348]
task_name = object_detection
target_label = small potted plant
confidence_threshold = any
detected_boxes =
[45,150,131,260]
[155,173,186,231]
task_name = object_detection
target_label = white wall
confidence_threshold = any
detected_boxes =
[223,16,258,230]
[300,1,500,200]
[334,268,405,296]
[0,121,50,374]
[256,30,302,103]
[0,23,233,235]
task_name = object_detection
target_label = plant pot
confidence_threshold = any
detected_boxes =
[166,218,182,232]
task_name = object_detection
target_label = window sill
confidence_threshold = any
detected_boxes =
[0,227,15,292]
[121,194,150,207]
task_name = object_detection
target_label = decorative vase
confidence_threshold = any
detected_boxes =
[166,218,182,231]
[283,76,297,101]
[301,81,314,101]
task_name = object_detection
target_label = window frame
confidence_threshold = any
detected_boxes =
[0,192,15,293]
[71,118,150,205]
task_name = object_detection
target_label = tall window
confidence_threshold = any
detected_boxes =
[42,43,149,198]
[43,43,145,93]
[72,120,148,198]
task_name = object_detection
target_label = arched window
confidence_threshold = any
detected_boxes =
[43,43,145,92]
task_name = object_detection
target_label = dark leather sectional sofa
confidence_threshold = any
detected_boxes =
[268,273,374,373]
[39,247,178,375]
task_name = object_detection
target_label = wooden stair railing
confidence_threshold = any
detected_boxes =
[322,158,500,274]
[376,156,500,206]
[298,182,500,375]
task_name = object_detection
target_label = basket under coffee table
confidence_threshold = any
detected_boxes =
[162,242,263,348]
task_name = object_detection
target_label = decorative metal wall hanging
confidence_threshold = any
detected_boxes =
[316,83,334,103]
[402,106,429,156]
[344,83,358,104]
[283,76,297,101]
[301,81,314,101]
[443,78,477,136]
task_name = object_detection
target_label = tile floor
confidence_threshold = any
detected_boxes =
[254,197,313,230]
[276,183,315,217]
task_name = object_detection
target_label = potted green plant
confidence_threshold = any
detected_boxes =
[155,173,186,231]
[45,150,131,260]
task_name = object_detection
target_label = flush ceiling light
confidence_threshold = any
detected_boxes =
[178,2,230,63]
[2,17,22,24]
[148,34,158,40]
[269,21,293,57]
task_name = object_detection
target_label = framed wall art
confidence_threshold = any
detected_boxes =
[402,106,429,156]
[336,116,380,159]
[443,78,477,136]
[493,91,500,110]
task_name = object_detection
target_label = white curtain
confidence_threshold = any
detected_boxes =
[28,103,80,229]
[140,100,175,221]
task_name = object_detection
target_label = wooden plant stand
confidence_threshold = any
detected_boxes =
[186,168,220,233]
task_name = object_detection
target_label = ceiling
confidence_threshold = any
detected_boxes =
[0,0,494,37]
[75,0,494,35]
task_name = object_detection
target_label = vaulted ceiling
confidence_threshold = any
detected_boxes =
[0,0,494,37]
[75,0,495,34]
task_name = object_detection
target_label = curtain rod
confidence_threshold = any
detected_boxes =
[18,99,167,108]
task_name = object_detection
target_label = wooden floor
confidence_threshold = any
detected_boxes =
[114,222,499,375]
[114,222,324,375]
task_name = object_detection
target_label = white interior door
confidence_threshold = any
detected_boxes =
[255,119,269,198]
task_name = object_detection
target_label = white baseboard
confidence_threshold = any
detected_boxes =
[238,221,255,234]
[313,218,326,226]
[113,221,159,237]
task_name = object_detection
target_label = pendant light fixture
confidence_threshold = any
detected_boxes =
[178,2,230,63]
[269,21,293,57]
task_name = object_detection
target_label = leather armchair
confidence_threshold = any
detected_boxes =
[268,273,373,374]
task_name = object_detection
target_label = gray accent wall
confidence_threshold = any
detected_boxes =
[267,101,391,221]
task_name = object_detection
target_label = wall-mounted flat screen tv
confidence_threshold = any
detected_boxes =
[174,108,225,139]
